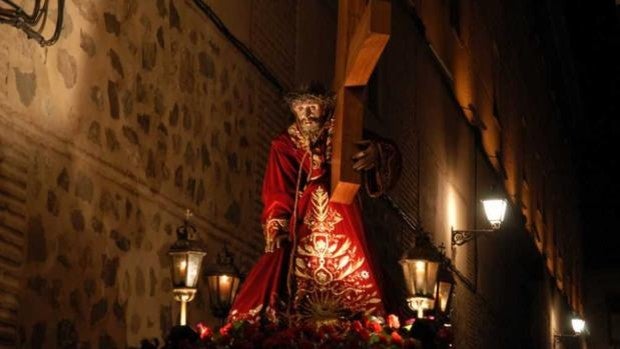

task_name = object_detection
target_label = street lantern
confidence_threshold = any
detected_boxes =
[204,246,242,322]
[400,235,442,318]
[554,314,588,347]
[481,197,507,229]
[571,315,586,335]
[452,194,508,248]
[434,262,455,316]
[168,210,207,326]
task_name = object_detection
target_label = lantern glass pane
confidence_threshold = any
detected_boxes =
[401,262,413,295]
[171,254,188,287]
[572,318,586,334]
[218,275,232,302]
[207,275,220,304]
[418,260,439,297]
[229,276,240,304]
[401,259,439,298]
[482,199,507,227]
[207,274,241,307]
[437,281,452,313]
[185,253,204,288]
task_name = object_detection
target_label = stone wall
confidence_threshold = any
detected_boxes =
[0,0,299,347]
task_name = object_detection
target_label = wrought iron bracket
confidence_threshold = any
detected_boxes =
[0,0,65,47]
[451,227,494,247]
[553,334,580,349]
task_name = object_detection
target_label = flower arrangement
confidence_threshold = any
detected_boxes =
[148,315,454,349]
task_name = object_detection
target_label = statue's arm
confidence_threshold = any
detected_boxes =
[362,136,402,198]
[261,140,297,252]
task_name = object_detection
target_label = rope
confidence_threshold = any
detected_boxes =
[285,150,311,320]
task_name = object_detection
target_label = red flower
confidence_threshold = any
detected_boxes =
[391,331,404,346]
[196,322,213,341]
[352,320,364,333]
[367,321,382,333]
[358,328,371,341]
[219,322,233,337]
[387,314,401,330]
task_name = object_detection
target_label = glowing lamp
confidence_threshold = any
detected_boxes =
[554,314,587,346]
[452,193,508,247]
[204,247,242,322]
[434,263,455,316]
[168,210,207,326]
[571,316,586,335]
[481,198,508,229]
[400,235,441,318]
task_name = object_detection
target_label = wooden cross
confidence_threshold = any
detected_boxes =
[330,0,391,204]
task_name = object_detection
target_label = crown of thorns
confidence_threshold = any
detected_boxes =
[283,82,336,109]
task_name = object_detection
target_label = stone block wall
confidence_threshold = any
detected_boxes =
[0,0,299,347]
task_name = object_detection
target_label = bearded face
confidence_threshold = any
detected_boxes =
[290,98,327,141]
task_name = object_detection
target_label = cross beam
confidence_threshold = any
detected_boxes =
[331,0,391,204]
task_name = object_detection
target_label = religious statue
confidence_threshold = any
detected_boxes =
[228,83,400,326]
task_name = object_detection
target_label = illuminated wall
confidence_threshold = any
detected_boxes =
[0,1,302,347]
[362,0,584,348]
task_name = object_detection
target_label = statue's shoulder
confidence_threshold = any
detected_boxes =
[270,131,294,151]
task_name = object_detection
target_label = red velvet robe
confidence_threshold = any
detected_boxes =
[228,123,399,325]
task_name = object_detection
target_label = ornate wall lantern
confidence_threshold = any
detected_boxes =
[400,235,442,318]
[168,210,207,326]
[553,314,587,348]
[434,262,455,317]
[204,246,242,322]
[451,195,508,247]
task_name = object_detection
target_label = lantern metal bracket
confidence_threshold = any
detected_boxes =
[0,0,65,46]
[451,227,494,247]
[552,333,580,349]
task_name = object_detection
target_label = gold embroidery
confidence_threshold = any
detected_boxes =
[263,217,289,253]
[292,187,381,325]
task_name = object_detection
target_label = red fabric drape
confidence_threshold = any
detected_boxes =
[229,131,392,325]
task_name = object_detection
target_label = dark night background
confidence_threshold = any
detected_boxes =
[563,0,620,268]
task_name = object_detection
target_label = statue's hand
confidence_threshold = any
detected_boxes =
[352,140,379,171]
[265,233,290,253]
